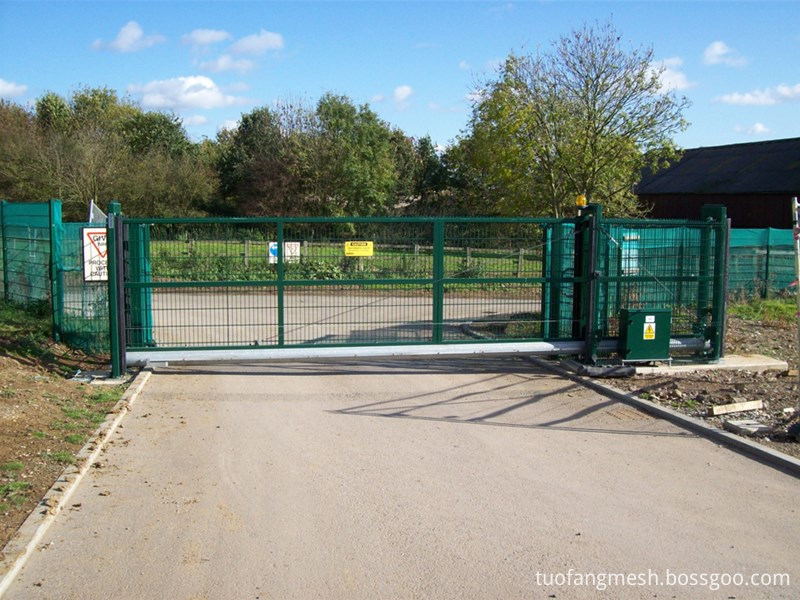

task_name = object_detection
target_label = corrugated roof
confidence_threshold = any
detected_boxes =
[636,137,800,195]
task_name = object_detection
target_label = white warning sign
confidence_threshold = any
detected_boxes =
[82,228,108,281]
[643,322,656,340]
[268,241,301,264]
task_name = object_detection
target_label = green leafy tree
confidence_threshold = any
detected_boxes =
[456,21,690,217]
[314,93,398,216]
[0,88,216,219]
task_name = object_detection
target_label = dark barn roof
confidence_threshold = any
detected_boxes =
[637,137,800,195]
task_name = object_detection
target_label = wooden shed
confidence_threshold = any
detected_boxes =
[636,137,800,228]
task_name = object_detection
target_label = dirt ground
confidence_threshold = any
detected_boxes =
[612,314,800,459]
[0,340,122,557]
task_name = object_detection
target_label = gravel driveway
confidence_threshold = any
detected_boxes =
[4,357,798,599]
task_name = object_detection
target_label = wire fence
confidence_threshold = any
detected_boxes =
[0,201,731,362]
[0,200,108,352]
[727,228,795,299]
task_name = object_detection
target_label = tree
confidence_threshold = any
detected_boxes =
[456,21,690,217]
[0,88,217,220]
[216,102,320,216]
[314,93,398,216]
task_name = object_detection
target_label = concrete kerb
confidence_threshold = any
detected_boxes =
[528,357,800,479]
[0,368,152,598]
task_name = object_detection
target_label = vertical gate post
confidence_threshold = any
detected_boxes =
[432,220,445,344]
[541,225,551,338]
[107,202,125,378]
[577,204,602,364]
[1,200,9,302]
[48,199,63,342]
[276,220,285,347]
[701,205,728,361]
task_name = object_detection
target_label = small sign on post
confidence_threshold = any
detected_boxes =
[82,227,108,281]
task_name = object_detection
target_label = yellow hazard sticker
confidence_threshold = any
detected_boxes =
[344,241,374,257]
[643,323,656,340]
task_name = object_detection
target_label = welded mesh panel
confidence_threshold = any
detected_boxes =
[143,287,279,349]
[443,221,546,278]
[60,223,109,352]
[1,203,50,305]
[599,223,712,337]
[443,221,580,340]
[146,222,279,282]
[443,284,545,341]
[283,221,434,281]
[284,286,433,345]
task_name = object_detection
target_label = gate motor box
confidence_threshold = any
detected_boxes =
[619,308,671,363]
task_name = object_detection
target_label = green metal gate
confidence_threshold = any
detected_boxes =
[107,205,728,374]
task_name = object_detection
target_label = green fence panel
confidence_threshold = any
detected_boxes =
[0,201,52,306]
[728,228,794,298]
[59,223,110,353]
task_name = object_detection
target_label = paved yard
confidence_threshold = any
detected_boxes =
[4,357,798,599]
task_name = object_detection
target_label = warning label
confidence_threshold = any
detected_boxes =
[82,228,108,282]
[643,322,656,340]
[344,241,374,257]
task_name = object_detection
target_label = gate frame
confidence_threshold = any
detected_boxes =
[107,205,728,375]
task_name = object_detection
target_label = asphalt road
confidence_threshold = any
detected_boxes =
[4,357,798,599]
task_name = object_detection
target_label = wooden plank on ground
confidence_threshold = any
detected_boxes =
[708,400,763,417]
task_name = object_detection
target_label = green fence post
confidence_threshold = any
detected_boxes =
[700,205,728,360]
[48,199,63,342]
[277,220,285,347]
[541,224,551,339]
[1,200,8,302]
[107,202,123,378]
[432,220,445,344]
[580,204,602,364]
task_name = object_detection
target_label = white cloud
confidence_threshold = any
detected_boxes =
[218,119,240,132]
[200,54,255,74]
[735,122,771,136]
[128,76,246,110]
[651,57,693,92]
[92,21,165,53]
[716,83,800,105]
[393,85,413,102]
[371,94,385,104]
[458,60,470,70]
[0,78,28,98]
[181,29,231,46]
[229,29,284,54]
[225,82,251,93]
[182,115,209,127]
[703,41,747,67]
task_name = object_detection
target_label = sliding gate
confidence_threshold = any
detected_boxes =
[107,205,727,374]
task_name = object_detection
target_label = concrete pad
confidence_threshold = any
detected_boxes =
[634,353,787,375]
[2,357,798,599]
[724,419,774,436]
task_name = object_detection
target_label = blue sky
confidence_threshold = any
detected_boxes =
[1,1,798,149]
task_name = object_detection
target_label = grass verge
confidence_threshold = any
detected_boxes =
[0,300,125,554]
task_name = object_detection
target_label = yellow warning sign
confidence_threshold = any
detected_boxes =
[344,241,374,257]
[643,323,656,340]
